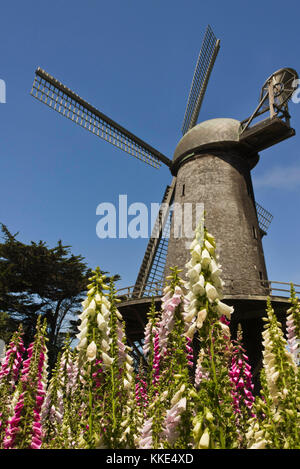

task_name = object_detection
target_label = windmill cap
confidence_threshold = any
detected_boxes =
[174,118,241,161]
[171,118,260,173]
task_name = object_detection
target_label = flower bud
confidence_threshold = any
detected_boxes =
[199,428,210,449]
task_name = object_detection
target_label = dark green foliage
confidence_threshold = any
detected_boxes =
[0,311,18,343]
[0,224,119,367]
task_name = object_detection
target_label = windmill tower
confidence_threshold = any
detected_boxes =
[30,26,299,377]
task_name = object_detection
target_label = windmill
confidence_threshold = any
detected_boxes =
[30,25,299,376]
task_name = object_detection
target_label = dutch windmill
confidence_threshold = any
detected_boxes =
[30,25,299,372]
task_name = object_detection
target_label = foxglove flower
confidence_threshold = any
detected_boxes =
[205,282,218,302]
[86,341,97,362]
[286,314,299,364]
[138,417,153,449]
[4,317,48,449]
[183,222,227,338]
[216,300,234,319]
[0,326,25,389]
[194,349,209,388]
[161,397,187,445]
[199,428,210,449]
[158,283,184,356]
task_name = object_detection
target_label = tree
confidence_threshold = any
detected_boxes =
[0,311,18,345]
[0,224,119,367]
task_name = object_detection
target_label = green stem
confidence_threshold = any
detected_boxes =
[208,326,218,387]
[208,324,226,449]
[110,318,117,444]
[87,327,96,448]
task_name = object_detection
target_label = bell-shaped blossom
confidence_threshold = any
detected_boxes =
[196,308,207,329]
[192,275,205,295]
[143,322,154,356]
[205,282,219,303]
[216,300,234,318]
[76,326,88,342]
[185,322,197,339]
[96,313,106,331]
[188,263,201,283]
[101,351,114,367]
[162,397,187,445]
[86,341,97,362]
[199,428,210,449]
[77,337,87,350]
[138,417,153,449]
[201,249,211,269]
[204,239,215,255]
[170,384,186,406]
[209,258,221,276]
[101,303,110,319]
[191,244,202,262]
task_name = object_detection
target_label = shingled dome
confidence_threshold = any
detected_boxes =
[173,118,242,162]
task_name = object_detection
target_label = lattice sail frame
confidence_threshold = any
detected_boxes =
[142,206,172,297]
[182,25,220,135]
[133,179,176,298]
[31,68,171,169]
[255,202,273,233]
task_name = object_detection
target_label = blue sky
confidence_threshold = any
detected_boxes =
[0,0,300,292]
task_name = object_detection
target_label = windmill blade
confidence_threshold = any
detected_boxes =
[182,25,220,135]
[133,178,176,298]
[31,68,172,169]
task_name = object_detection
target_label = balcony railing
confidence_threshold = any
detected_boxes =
[117,279,300,302]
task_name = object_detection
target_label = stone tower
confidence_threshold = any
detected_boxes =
[165,118,268,296]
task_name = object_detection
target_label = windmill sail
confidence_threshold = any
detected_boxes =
[182,25,220,135]
[31,68,172,169]
[133,178,176,298]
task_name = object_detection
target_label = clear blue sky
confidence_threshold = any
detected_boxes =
[0,0,299,291]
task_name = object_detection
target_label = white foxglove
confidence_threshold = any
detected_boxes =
[205,283,219,302]
[78,317,88,331]
[196,308,207,328]
[102,352,113,367]
[192,276,205,295]
[192,244,202,260]
[216,300,234,318]
[97,313,106,331]
[209,258,221,276]
[171,384,186,406]
[201,249,211,269]
[86,341,97,362]
[101,304,110,319]
[77,337,87,350]
[101,338,110,352]
[76,326,88,341]
[81,298,90,309]
[199,428,210,449]
[205,239,215,254]
[185,322,196,339]
[123,378,131,390]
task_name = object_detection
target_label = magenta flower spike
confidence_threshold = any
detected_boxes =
[186,337,194,367]
[229,327,255,422]
[152,332,161,389]
[0,327,25,389]
[3,317,48,450]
